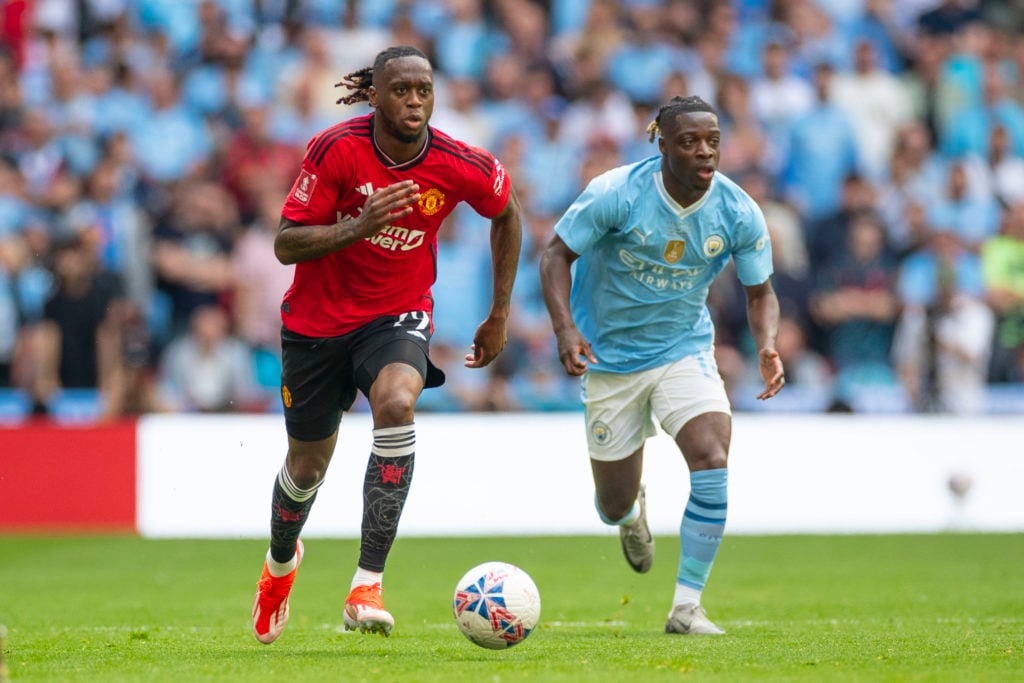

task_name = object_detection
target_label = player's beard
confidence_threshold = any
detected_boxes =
[396,129,422,144]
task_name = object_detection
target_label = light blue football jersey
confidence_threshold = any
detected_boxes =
[555,156,773,374]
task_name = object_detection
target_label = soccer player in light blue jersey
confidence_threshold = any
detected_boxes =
[540,95,786,635]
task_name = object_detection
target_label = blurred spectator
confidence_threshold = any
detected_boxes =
[830,37,914,180]
[772,311,833,393]
[29,231,124,418]
[779,0,850,74]
[606,1,683,106]
[219,102,302,222]
[749,34,814,160]
[739,169,812,326]
[810,212,901,393]
[982,202,1024,382]
[927,160,1000,253]
[940,60,1024,160]
[877,121,945,253]
[714,72,767,177]
[128,67,213,185]
[231,190,294,387]
[899,229,987,311]
[981,123,1024,207]
[151,180,238,337]
[8,108,80,214]
[433,0,490,80]
[65,155,152,307]
[917,0,983,36]
[267,69,337,148]
[430,76,494,150]
[493,0,552,67]
[806,173,880,280]
[893,264,996,413]
[781,61,861,222]
[157,303,263,413]
[0,231,31,387]
[557,41,635,150]
[550,0,626,72]
[479,52,536,145]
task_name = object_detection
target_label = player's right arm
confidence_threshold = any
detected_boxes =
[274,180,422,265]
[539,235,597,376]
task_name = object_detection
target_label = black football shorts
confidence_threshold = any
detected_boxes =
[279,312,446,442]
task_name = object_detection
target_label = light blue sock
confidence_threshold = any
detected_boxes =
[677,468,728,591]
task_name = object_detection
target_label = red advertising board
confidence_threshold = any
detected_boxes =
[0,421,137,532]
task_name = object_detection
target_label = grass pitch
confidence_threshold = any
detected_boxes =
[0,533,1021,682]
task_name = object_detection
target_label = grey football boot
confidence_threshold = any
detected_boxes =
[618,484,654,573]
[665,603,726,635]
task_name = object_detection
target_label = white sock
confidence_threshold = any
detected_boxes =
[673,583,702,608]
[266,549,296,577]
[351,567,383,591]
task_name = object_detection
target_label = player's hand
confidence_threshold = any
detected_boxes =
[465,316,507,368]
[555,328,597,377]
[350,180,420,239]
[756,347,785,400]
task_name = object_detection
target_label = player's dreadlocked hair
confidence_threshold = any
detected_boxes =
[646,95,718,142]
[335,45,430,105]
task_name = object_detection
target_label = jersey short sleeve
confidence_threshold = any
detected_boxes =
[458,144,511,219]
[554,167,630,256]
[730,199,773,286]
[281,133,349,226]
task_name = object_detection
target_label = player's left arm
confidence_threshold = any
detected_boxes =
[733,200,784,400]
[744,279,785,400]
[466,187,523,368]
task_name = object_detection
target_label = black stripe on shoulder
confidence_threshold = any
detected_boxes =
[431,133,492,168]
[309,120,371,167]
[430,137,491,177]
[308,120,363,157]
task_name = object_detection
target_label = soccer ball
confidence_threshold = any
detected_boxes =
[452,561,541,649]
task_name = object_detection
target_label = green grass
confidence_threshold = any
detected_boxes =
[0,534,1021,682]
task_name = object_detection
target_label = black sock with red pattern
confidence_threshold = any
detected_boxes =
[358,425,415,572]
[269,465,320,563]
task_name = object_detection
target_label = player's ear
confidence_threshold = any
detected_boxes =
[367,85,378,107]
[658,136,666,156]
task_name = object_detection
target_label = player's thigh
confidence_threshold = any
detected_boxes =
[581,369,658,463]
[280,328,357,443]
[650,351,732,469]
[651,351,731,437]
[351,313,445,400]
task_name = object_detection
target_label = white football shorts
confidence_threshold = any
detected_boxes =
[581,350,731,462]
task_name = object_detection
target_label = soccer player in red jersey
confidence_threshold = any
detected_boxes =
[252,46,522,643]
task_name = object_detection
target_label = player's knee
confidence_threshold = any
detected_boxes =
[287,462,325,489]
[287,446,333,489]
[597,493,634,523]
[373,390,417,424]
[690,451,728,472]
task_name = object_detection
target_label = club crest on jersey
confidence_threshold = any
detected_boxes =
[663,240,685,264]
[418,188,445,216]
[702,235,725,258]
[291,170,317,205]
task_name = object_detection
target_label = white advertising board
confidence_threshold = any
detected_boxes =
[137,413,1024,537]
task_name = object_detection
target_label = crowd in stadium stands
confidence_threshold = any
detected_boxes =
[1,0,1024,421]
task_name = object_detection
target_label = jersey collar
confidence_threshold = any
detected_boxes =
[653,170,714,219]
[370,114,432,170]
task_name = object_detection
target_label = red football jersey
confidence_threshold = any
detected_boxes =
[280,114,511,337]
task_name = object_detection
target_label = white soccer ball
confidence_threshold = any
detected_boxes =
[452,561,541,649]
